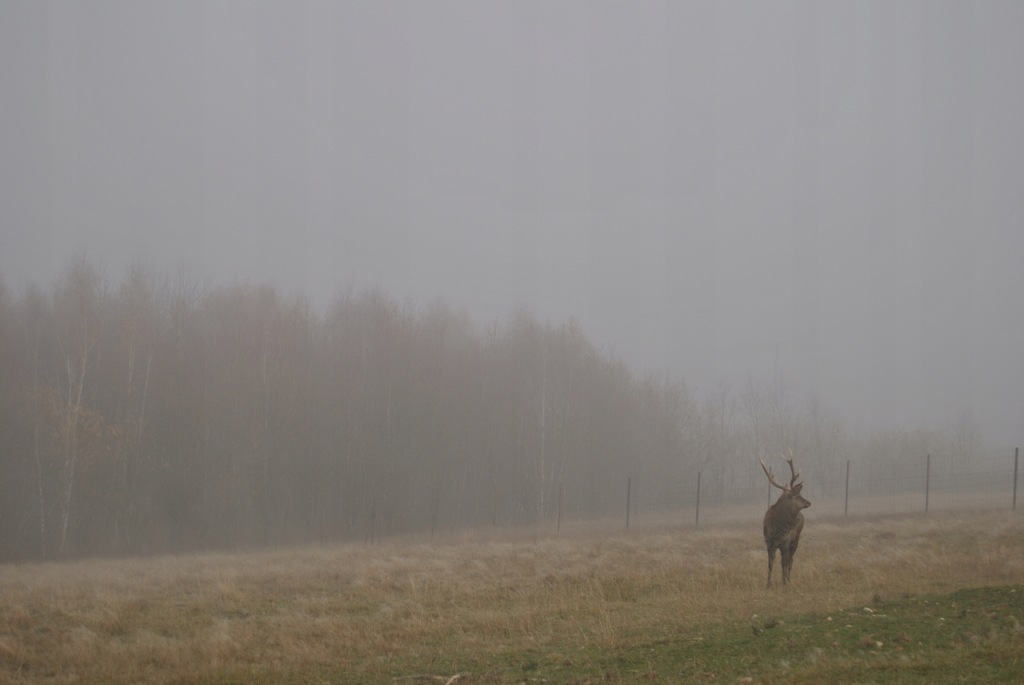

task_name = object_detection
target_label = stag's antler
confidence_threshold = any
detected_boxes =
[759,456,789,491]
[782,448,801,488]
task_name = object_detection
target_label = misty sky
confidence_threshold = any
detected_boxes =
[2,2,1022,447]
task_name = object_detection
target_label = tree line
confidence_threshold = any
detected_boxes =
[0,257,980,560]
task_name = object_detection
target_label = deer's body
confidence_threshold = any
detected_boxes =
[760,453,811,587]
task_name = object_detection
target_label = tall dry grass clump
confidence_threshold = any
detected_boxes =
[0,511,1021,683]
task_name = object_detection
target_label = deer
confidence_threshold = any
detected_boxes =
[759,450,811,588]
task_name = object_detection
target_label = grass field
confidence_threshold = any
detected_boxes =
[1,511,1022,684]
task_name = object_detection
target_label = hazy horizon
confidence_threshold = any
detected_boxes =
[2,1,1022,447]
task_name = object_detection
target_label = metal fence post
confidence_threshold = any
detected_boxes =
[625,477,631,530]
[925,453,931,513]
[1013,447,1019,511]
[557,482,563,534]
[844,459,850,517]
[695,471,701,527]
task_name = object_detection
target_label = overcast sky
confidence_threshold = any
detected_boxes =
[2,1,1022,447]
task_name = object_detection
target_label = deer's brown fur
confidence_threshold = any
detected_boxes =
[760,452,811,587]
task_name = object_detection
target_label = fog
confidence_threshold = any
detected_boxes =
[2,2,1022,448]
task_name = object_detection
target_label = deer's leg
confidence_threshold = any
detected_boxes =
[783,537,800,584]
[789,534,800,560]
[766,546,777,588]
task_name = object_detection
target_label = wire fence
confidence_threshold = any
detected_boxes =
[545,447,1022,535]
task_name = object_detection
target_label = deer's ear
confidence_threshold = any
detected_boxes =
[790,483,803,495]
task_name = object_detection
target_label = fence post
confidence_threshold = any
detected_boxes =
[844,459,850,517]
[557,482,563,534]
[925,453,931,513]
[626,477,632,530]
[1013,448,1019,512]
[491,481,498,529]
[695,471,701,527]
[365,496,377,545]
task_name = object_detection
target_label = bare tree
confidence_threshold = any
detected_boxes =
[951,408,980,475]
[52,257,105,554]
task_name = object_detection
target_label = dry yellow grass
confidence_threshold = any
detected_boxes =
[0,511,1022,683]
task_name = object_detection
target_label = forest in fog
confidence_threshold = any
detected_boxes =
[0,258,984,561]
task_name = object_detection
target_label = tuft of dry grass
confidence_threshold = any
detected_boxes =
[0,511,1021,683]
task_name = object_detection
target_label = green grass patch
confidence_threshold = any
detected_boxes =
[391,585,1024,685]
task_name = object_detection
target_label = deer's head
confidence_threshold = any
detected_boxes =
[760,450,811,511]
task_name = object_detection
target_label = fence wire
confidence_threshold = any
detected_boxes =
[547,448,1021,535]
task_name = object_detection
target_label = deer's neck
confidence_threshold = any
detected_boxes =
[774,497,803,519]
